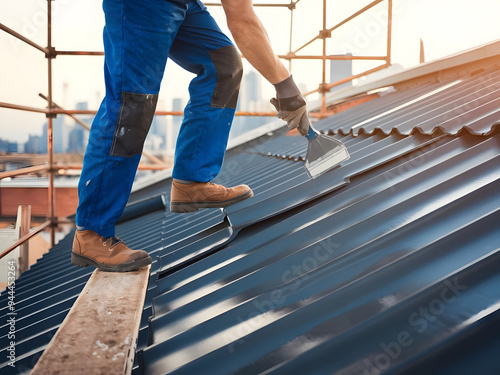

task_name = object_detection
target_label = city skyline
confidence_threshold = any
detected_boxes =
[2,0,500,143]
[0,70,274,154]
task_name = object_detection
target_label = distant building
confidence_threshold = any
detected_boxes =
[67,102,91,153]
[52,115,65,153]
[75,102,88,112]
[172,98,184,131]
[147,115,167,151]
[166,98,184,155]
[38,118,64,154]
[24,134,42,154]
[330,53,353,92]
[0,138,8,153]
[40,123,48,154]
[68,126,86,152]
[0,138,18,153]
[6,142,17,153]
[17,101,92,155]
[234,70,265,138]
[243,70,261,104]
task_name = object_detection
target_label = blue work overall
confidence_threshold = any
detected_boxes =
[76,0,242,237]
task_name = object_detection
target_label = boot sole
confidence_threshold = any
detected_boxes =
[71,251,152,272]
[170,190,254,213]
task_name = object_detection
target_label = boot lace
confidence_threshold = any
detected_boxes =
[99,236,124,252]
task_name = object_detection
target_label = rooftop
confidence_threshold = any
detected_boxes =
[1,41,500,374]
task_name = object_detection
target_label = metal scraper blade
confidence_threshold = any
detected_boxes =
[305,133,350,178]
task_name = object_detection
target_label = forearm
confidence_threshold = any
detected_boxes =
[221,0,290,84]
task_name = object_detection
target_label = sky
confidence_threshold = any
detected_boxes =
[1,0,500,143]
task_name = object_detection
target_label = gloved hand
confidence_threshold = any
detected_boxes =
[270,95,309,136]
[270,75,310,136]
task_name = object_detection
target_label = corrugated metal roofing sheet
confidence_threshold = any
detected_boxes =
[241,68,500,163]
[1,64,500,375]
[329,66,500,137]
[140,131,500,375]
[147,131,446,279]
[0,209,167,373]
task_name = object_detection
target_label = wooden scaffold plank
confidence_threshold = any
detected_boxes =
[31,265,150,375]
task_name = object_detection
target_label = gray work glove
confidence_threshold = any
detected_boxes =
[270,75,310,136]
[270,95,309,136]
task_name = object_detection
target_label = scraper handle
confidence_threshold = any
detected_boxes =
[305,123,320,141]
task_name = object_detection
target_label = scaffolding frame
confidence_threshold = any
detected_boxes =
[0,0,392,259]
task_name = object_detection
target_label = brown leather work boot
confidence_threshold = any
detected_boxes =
[170,181,253,213]
[71,229,152,272]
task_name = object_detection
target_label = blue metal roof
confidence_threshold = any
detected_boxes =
[141,130,500,375]
[330,66,500,137]
[1,64,500,375]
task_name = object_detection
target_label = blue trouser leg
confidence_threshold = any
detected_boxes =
[170,2,242,181]
[76,0,241,237]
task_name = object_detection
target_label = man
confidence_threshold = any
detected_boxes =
[72,0,310,272]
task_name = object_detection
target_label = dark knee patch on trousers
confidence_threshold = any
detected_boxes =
[209,45,243,109]
[110,92,158,157]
